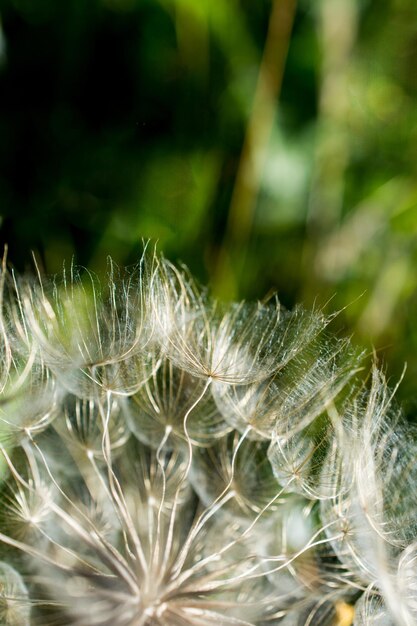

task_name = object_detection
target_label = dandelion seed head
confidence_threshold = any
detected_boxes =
[0,250,413,626]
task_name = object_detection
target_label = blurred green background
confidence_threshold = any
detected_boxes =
[0,0,417,411]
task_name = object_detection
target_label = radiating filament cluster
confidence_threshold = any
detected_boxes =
[0,250,415,625]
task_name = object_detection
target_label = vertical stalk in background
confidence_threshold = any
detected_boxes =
[213,0,297,300]
[302,0,358,301]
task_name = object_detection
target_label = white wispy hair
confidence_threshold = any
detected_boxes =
[320,366,417,625]
[151,258,288,385]
[0,249,414,625]
[0,561,30,626]
[9,253,156,398]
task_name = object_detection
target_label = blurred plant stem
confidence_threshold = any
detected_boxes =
[302,0,358,301]
[212,0,297,300]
